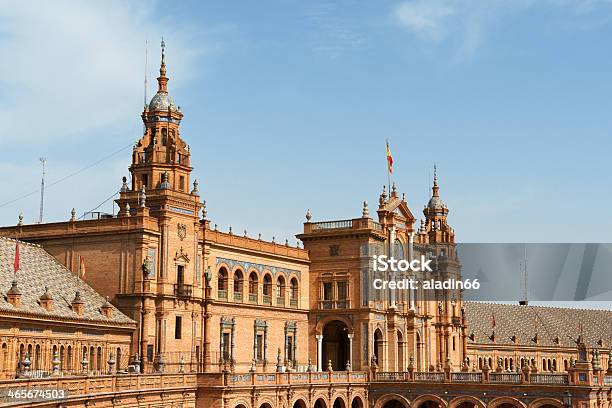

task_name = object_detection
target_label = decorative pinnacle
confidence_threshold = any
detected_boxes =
[191,179,199,195]
[201,200,207,219]
[121,176,129,192]
[362,201,369,217]
[17,213,23,226]
[305,209,312,222]
[70,208,76,221]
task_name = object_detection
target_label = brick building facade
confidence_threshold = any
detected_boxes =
[0,42,611,408]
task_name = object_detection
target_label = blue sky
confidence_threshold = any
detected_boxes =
[1,0,612,244]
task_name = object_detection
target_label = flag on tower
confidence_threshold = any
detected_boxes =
[386,140,393,174]
[491,313,496,329]
[13,241,20,275]
[79,256,86,279]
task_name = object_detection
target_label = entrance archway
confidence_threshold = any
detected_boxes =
[322,321,349,371]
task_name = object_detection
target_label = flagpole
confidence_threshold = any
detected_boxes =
[386,139,392,195]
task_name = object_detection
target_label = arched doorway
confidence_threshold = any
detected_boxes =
[259,404,273,408]
[235,405,247,408]
[333,397,346,408]
[293,400,307,408]
[374,329,383,367]
[352,397,365,408]
[315,398,327,408]
[322,321,349,371]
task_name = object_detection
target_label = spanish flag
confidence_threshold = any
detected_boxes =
[386,140,393,174]
[79,256,86,279]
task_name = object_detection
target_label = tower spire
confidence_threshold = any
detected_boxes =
[157,37,168,93]
[432,164,439,197]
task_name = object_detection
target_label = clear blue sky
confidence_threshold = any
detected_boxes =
[1,0,612,244]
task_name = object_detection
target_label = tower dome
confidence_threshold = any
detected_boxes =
[147,38,178,112]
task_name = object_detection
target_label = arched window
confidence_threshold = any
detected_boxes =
[263,274,272,304]
[116,347,121,370]
[290,278,299,307]
[276,276,286,305]
[60,345,65,371]
[249,272,258,303]
[67,346,73,371]
[233,270,243,301]
[89,347,95,370]
[218,267,228,299]
[97,347,102,373]
[34,344,41,371]
[161,128,167,145]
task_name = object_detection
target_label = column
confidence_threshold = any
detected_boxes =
[315,335,323,371]
[347,333,354,368]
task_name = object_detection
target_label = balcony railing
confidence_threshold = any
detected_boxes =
[290,299,298,307]
[233,292,243,302]
[174,284,193,298]
[490,372,522,383]
[413,372,445,382]
[530,373,568,384]
[218,290,227,300]
[263,295,272,305]
[276,297,285,306]
[311,220,353,230]
[319,300,351,310]
[450,372,482,382]
[248,293,257,303]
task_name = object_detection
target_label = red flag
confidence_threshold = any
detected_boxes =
[491,313,496,329]
[386,140,393,174]
[13,241,20,275]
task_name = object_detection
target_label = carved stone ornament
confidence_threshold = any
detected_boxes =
[177,223,187,240]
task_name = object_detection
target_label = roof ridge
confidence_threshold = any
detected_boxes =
[0,236,42,248]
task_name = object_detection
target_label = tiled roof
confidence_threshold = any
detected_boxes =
[0,237,134,326]
[464,301,612,348]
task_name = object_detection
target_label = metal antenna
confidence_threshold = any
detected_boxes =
[39,157,47,223]
[519,244,528,305]
[144,39,148,107]
[143,40,148,134]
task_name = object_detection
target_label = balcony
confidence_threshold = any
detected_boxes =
[248,293,258,303]
[262,295,272,306]
[174,283,193,298]
[276,297,285,306]
[290,299,298,307]
[233,292,243,302]
[218,290,227,300]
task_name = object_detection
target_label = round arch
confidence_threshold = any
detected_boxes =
[374,393,411,408]
[351,395,366,408]
[448,396,486,408]
[412,394,448,408]
[292,398,307,408]
[488,397,527,408]
[314,397,328,408]
[315,315,354,334]
[332,395,348,408]
[259,403,273,408]
[529,399,564,408]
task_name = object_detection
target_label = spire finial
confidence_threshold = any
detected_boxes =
[157,37,168,92]
[161,37,166,67]
[433,164,438,186]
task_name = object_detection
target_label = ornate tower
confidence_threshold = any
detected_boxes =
[129,39,192,198]
[418,166,455,244]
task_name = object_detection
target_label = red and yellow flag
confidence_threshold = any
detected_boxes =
[386,140,393,174]
[79,256,86,279]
